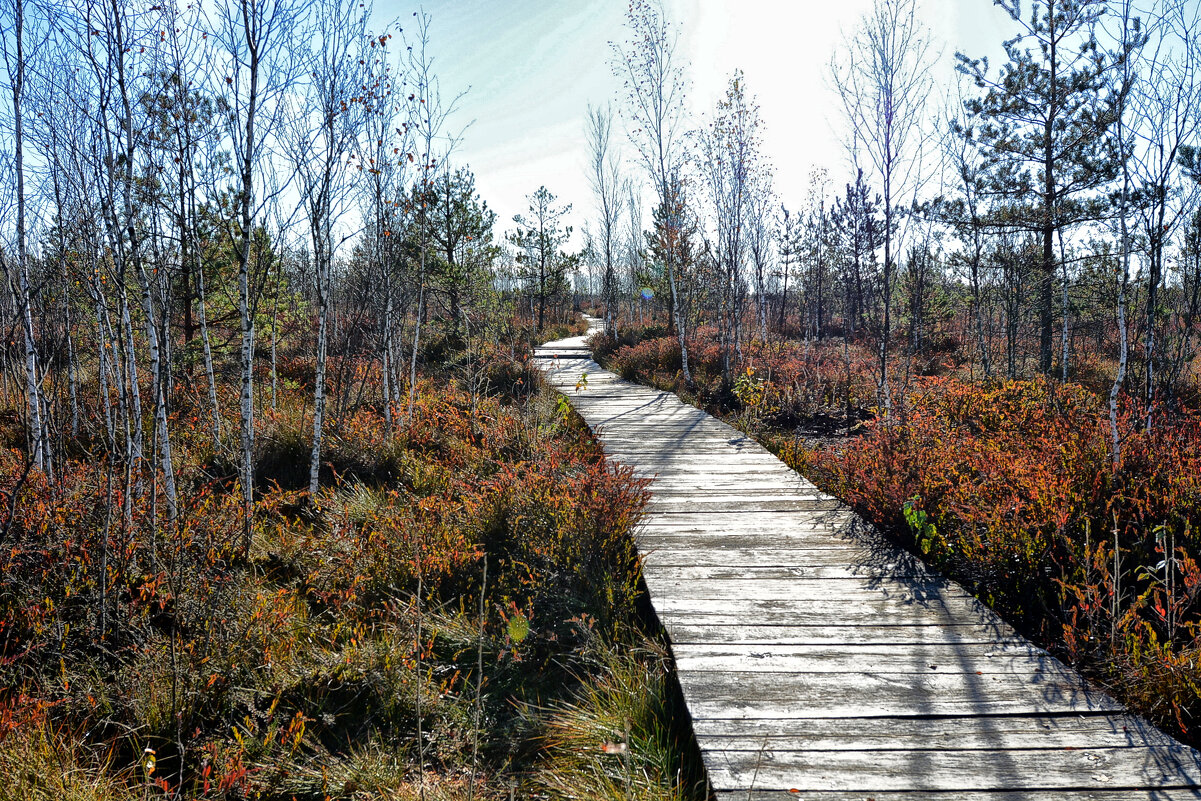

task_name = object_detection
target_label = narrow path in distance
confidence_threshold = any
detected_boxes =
[535,316,1201,800]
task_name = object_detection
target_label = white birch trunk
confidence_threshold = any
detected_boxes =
[8,0,44,472]
[137,265,179,523]
[310,234,330,494]
[196,262,222,445]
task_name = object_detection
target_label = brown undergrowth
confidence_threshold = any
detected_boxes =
[0,317,707,800]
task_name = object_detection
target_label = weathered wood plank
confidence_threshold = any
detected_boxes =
[718,792,1201,801]
[637,508,850,525]
[644,485,829,498]
[690,713,1187,751]
[702,746,1201,792]
[637,531,892,551]
[643,494,850,513]
[638,508,852,526]
[630,467,806,481]
[671,642,1065,676]
[600,436,765,446]
[649,596,1002,629]
[644,475,808,485]
[642,577,975,605]
[720,793,1201,801]
[640,550,927,574]
[664,622,1009,646]
[643,501,851,515]
[655,605,1020,642]
[675,669,1117,719]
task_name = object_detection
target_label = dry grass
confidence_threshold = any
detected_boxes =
[0,725,134,801]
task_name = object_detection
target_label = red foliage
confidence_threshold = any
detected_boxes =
[0,356,651,791]
[791,377,1201,735]
[601,326,880,422]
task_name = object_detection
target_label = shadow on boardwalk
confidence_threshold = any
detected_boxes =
[535,323,1201,800]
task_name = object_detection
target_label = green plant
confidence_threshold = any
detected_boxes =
[902,496,949,560]
[522,641,706,801]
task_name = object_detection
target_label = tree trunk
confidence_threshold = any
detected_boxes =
[310,226,330,495]
[9,1,44,473]
[138,261,179,525]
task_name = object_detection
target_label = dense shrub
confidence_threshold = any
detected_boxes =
[781,377,1201,737]
[596,326,879,427]
[0,347,671,798]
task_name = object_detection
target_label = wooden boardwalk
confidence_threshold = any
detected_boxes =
[535,319,1201,800]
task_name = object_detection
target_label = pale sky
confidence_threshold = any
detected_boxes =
[372,0,1017,249]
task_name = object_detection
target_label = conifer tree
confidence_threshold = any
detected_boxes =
[957,0,1124,376]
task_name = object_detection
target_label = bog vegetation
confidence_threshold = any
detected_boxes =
[586,0,1201,747]
[0,0,716,797]
[3,0,1201,793]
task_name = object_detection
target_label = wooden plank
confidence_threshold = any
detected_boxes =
[628,464,802,477]
[639,549,927,573]
[640,562,937,582]
[593,421,720,430]
[637,473,821,486]
[622,464,784,474]
[606,447,773,459]
[670,642,1066,676]
[645,495,839,508]
[639,577,973,604]
[642,488,833,498]
[701,746,1201,792]
[644,486,821,497]
[600,439,754,450]
[675,669,1119,720]
[639,506,851,522]
[690,713,1189,751]
[664,622,1009,646]
[603,434,770,446]
[638,509,850,526]
[638,531,894,551]
[641,468,810,480]
[720,792,1201,801]
[655,605,1020,642]
[640,558,940,582]
[581,406,702,415]
[649,595,995,624]
[643,499,854,514]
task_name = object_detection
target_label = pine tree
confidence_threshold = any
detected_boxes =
[957,0,1123,376]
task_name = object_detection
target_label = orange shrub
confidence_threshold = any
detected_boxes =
[0,354,651,793]
[797,377,1201,736]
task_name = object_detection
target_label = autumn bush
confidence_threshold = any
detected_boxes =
[783,378,1201,739]
[594,325,879,429]
[0,325,704,799]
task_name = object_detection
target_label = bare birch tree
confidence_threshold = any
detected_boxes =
[284,0,371,494]
[832,0,934,415]
[747,174,776,344]
[358,32,411,435]
[586,103,625,338]
[0,0,46,473]
[211,0,307,552]
[612,0,692,384]
[1126,0,1201,428]
[404,9,463,425]
[697,71,763,383]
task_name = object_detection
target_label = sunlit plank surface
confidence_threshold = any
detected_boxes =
[535,318,1201,799]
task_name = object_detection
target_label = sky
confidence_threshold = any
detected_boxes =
[372,0,1018,250]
